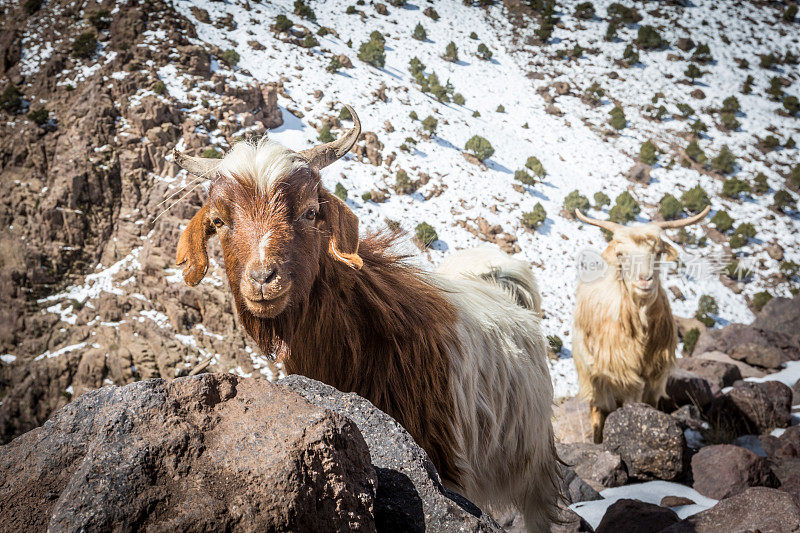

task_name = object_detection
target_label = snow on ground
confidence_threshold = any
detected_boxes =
[571,480,718,528]
[169,0,799,397]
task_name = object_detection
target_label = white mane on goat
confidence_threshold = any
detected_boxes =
[218,137,307,193]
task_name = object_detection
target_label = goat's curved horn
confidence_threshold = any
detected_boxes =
[575,209,623,233]
[655,205,711,229]
[299,104,361,169]
[172,148,222,178]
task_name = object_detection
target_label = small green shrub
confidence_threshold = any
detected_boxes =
[640,140,658,165]
[395,169,415,193]
[293,0,316,20]
[743,75,754,94]
[574,2,595,19]
[220,49,240,65]
[622,44,639,65]
[711,144,736,174]
[334,182,348,201]
[358,35,385,67]
[785,96,800,116]
[564,190,591,215]
[677,103,694,117]
[72,32,97,58]
[413,22,427,41]
[465,135,494,161]
[689,119,708,135]
[339,107,353,121]
[753,172,769,194]
[681,185,710,213]
[768,77,784,100]
[318,125,336,143]
[477,43,493,60]
[721,95,740,113]
[421,115,438,134]
[692,42,712,63]
[659,194,683,220]
[792,166,800,189]
[594,191,610,208]
[683,327,700,355]
[202,148,223,159]
[695,295,718,327]
[526,156,546,178]
[496,104,505,113]
[408,110,419,121]
[774,189,795,212]
[604,22,618,41]
[0,84,23,112]
[752,292,773,312]
[722,177,750,198]
[711,211,734,232]
[453,93,465,105]
[720,112,740,131]
[300,35,318,48]
[609,191,640,223]
[730,222,756,249]
[28,108,49,125]
[684,63,704,83]
[152,80,166,94]
[522,203,547,230]
[443,41,459,62]
[515,169,536,186]
[785,4,798,22]
[327,56,343,73]
[415,222,438,247]
[88,9,111,30]
[470,32,478,40]
[275,14,292,31]
[636,25,664,49]
[685,141,707,165]
[608,106,626,130]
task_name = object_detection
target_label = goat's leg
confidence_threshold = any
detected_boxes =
[590,404,606,444]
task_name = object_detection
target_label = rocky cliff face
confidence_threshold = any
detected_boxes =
[0,0,284,443]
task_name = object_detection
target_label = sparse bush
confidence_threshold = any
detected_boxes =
[443,41,459,62]
[683,327,700,355]
[711,210,734,232]
[767,77,784,101]
[300,34,319,48]
[752,291,773,312]
[689,119,708,135]
[677,103,694,117]
[724,260,753,280]
[743,75,754,94]
[220,48,240,65]
[785,96,800,116]
[359,34,386,67]
[785,4,798,22]
[774,189,795,212]
[681,185,710,213]
[761,53,780,69]
[684,63,704,83]
[526,156,546,178]
[28,108,48,125]
[327,56,343,73]
[152,80,166,94]
[608,106,626,130]
[609,191,640,223]
[692,42,713,63]
[753,172,769,194]
[792,166,800,188]
[522,203,547,230]
[318,125,336,143]
[594,191,610,208]
[574,2,595,19]
[361,191,372,202]
[547,334,563,353]
[413,22,427,41]
[395,169,415,193]
[730,222,756,249]
[470,32,478,40]
[585,82,605,104]
[720,112,740,131]
[24,0,43,14]
[88,9,111,30]
[408,110,419,121]
[622,44,639,65]
[496,104,505,113]
[781,260,800,278]
[695,295,718,327]
[762,135,781,150]
[340,106,353,120]
[293,0,316,20]
[722,177,750,198]
[472,110,481,117]
[408,57,425,78]
[721,95,740,113]
[421,115,438,134]
[465,135,494,160]
[334,182,348,201]
[453,93,465,105]
[659,194,683,220]
[640,140,658,165]
[564,190,590,215]
[607,2,641,24]
[685,141,708,164]
[346,5,357,15]
[202,148,223,159]
[415,222,438,247]
[515,169,536,186]
[72,32,97,58]
[477,43,493,60]
[711,144,736,174]
[636,25,664,49]
[424,6,440,20]
[275,14,292,32]
[0,84,23,112]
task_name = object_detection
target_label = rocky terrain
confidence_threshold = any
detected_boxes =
[1,0,800,530]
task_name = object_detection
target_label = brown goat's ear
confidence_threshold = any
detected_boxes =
[176,204,214,286]
[320,188,362,270]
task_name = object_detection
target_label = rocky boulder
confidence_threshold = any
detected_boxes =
[603,404,687,481]
[674,357,741,395]
[0,374,376,532]
[557,442,628,491]
[662,487,800,532]
[594,499,679,533]
[708,380,792,436]
[660,368,714,411]
[752,293,800,336]
[694,324,800,366]
[691,444,779,499]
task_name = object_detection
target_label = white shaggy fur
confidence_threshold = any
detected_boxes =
[218,137,306,192]
[436,248,560,532]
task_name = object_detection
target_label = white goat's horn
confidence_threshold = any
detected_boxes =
[656,205,711,229]
[172,148,223,178]
[299,104,361,170]
[575,209,623,233]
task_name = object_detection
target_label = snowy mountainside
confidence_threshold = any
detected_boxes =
[170,0,799,397]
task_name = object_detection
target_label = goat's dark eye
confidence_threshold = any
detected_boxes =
[212,217,225,228]
[304,208,317,221]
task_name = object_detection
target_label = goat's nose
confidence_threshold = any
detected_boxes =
[640,273,654,282]
[249,265,277,287]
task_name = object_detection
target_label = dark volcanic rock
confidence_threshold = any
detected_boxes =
[557,442,628,491]
[561,464,603,504]
[752,293,800,337]
[660,368,714,411]
[280,375,501,532]
[761,425,800,459]
[674,357,741,395]
[660,496,695,508]
[662,487,800,533]
[729,342,782,370]
[770,457,800,501]
[603,403,687,481]
[0,374,377,533]
[594,499,679,533]
[691,444,779,499]
[708,380,792,436]
[694,323,800,365]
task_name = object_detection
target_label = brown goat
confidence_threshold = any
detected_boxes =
[172,106,560,531]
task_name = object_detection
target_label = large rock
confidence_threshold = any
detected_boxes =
[561,464,602,504]
[752,293,800,336]
[660,368,714,411]
[691,444,779,499]
[594,499,679,533]
[729,342,783,370]
[694,351,764,379]
[674,357,742,395]
[662,487,800,532]
[557,442,628,491]
[0,374,377,532]
[695,324,800,365]
[603,404,687,481]
[770,457,800,502]
[761,425,800,459]
[279,375,501,532]
[709,381,792,436]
